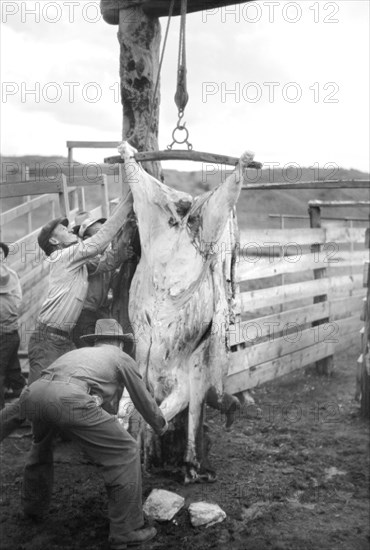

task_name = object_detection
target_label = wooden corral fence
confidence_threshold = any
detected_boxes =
[225,200,370,395]
[1,143,369,399]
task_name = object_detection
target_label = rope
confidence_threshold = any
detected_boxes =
[144,0,175,151]
[174,0,189,115]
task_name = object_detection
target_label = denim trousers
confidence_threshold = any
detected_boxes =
[20,378,143,544]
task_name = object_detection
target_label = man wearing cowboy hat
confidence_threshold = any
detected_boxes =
[0,242,26,409]
[20,319,167,549]
[71,217,135,350]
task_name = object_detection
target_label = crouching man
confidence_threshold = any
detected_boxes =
[19,319,168,549]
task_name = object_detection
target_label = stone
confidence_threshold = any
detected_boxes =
[188,502,226,528]
[143,489,185,521]
[324,466,347,481]
[240,502,268,522]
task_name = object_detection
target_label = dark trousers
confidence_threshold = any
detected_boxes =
[0,328,75,440]
[0,330,26,409]
[28,327,75,384]
[21,378,144,545]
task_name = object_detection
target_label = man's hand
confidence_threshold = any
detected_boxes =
[123,244,136,261]
[157,418,169,436]
[91,394,103,407]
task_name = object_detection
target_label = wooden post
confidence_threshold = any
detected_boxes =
[309,204,334,375]
[279,215,285,313]
[100,175,110,218]
[77,187,86,212]
[58,175,70,218]
[359,232,370,418]
[67,146,73,168]
[21,165,32,233]
[67,145,79,211]
[118,6,162,178]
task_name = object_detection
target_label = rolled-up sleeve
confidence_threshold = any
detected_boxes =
[118,356,166,435]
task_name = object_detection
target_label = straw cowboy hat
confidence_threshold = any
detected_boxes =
[78,217,107,239]
[80,319,134,344]
[72,210,92,236]
[0,265,18,294]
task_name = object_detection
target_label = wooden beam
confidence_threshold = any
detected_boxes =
[229,301,330,347]
[239,228,326,247]
[236,250,367,282]
[325,226,368,244]
[244,181,370,190]
[238,274,364,312]
[308,200,370,207]
[268,213,370,222]
[100,0,253,23]
[0,180,64,198]
[0,194,57,226]
[66,140,121,149]
[225,315,362,394]
[225,341,335,394]
[66,175,106,187]
[106,150,240,166]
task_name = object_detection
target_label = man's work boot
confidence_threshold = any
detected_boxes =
[110,526,157,549]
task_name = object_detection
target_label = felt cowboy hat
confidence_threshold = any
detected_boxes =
[0,265,18,294]
[78,217,107,239]
[0,242,9,258]
[38,217,69,256]
[80,319,134,344]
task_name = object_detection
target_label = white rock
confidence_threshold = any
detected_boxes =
[143,489,185,521]
[188,502,226,528]
[324,466,347,481]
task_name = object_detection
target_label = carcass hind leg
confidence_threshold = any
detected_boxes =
[185,367,217,484]
[142,382,190,470]
[159,381,190,422]
[206,386,241,430]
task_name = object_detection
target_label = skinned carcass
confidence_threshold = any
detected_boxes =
[117,142,255,481]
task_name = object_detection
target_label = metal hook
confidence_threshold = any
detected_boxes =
[167,112,193,150]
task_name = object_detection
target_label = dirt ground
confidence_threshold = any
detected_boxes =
[0,345,369,550]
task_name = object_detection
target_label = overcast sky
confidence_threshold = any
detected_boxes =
[1,0,369,172]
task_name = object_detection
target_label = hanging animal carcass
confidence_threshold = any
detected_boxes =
[117,141,257,481]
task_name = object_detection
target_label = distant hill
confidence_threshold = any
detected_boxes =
[1,155,369,232]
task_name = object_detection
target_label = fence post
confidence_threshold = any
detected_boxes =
[77,187,86,212]
[67,145,79,210]
[21,165,32,233]
[309,204,334,375]
[100,175,109,218]
[279,215,285,313]
[360,228,370,418]
[58,175,70,218]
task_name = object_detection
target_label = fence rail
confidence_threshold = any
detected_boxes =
[226,206,368,393]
